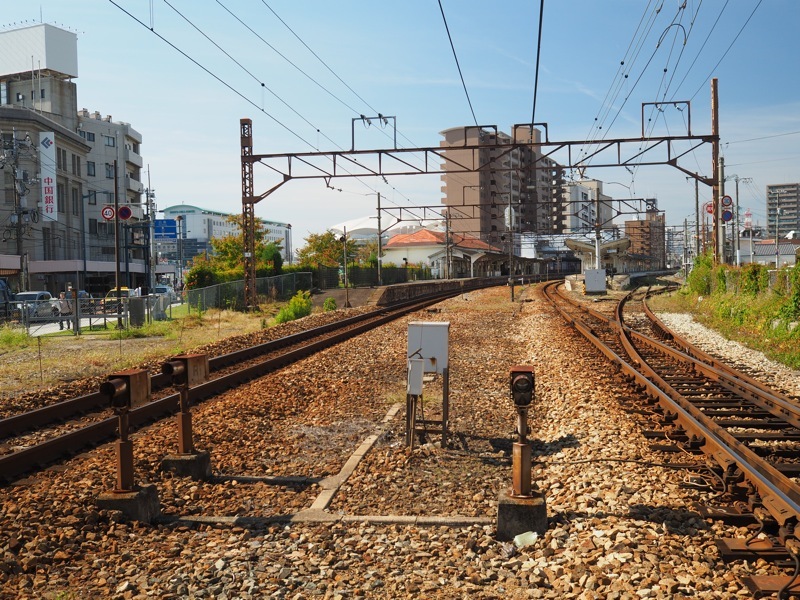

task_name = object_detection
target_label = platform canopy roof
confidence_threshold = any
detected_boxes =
[330,215,440,239]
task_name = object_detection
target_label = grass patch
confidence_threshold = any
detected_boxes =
[0,324,31,349]
[108,320,177,340]
[653,263,800,370]
[274,291,313,324]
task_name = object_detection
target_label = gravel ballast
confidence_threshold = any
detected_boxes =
[0,285,797,599]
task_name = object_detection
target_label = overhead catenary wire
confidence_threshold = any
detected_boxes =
[107,0,315,150]
[113,1,401,207]
[259,0,380,118]
[687,0,764,101]
[437,0,478,127]
[530,0,545,127]
[578,0,663,162]
[235,0,443,214]
[161,0,338,151]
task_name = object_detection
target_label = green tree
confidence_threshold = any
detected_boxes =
[185,261,217,290]
[356,238,379,266]
[296,231,357,267]
[184,215,283,286]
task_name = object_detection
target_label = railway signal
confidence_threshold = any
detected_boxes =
[496,365,547,541]
[95,369,160,522]
[161,354,212,480]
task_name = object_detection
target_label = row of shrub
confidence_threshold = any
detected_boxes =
[676,253,800,368]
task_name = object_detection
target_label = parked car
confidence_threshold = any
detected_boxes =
[13,291,58,321]
[102,287,132,314]
[152,284,177,303]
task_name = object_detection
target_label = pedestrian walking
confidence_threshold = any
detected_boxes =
[58,291,73,331]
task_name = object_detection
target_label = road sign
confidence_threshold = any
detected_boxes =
[118,205,133,220]
[704,202,714,215]
[722,209,733,222]
[721,195,733,207]
[154,219,177,240]
[101,206,115,221]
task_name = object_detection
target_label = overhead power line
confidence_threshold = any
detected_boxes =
[437,0,478,127]
[727,130,800,144]
[162,0,338,151]
[688,0,764,100]
[530,0,545,126]
[107,0,315,149]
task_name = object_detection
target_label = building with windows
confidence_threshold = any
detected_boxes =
[561,180,615,235]
[158,205,292,276]
[439,126,565,268]
[0,23,149,294]
[767,183,799,240]
[625,206,666,270]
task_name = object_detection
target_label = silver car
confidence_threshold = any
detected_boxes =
[14,291,59,320]
[153,285,177,303]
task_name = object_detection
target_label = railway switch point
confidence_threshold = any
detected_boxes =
[161,354,212,480]
[96,370,161,522]
[497,366,547,540]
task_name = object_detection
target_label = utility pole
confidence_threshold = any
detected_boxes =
[376,192,382,286]
[445,209,451,279]
[145,168,157,292]
[711,78,722,264]
[340,226,350,308]
[686,176,700,258]
[718,155,726,264]
[113,160,122,329]
[725,174,751,267]
[1,132,38,269]
[683,219,689,278]
[775,193,782,269]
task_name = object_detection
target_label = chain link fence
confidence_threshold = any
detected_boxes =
[186,272,313,312]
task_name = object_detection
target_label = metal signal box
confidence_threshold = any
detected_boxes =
[407,321,449,374]
[101,369,151,411]
[163,354,209,387]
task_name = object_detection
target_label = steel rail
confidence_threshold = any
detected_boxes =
[0,284,493,439]
[543,281,800,527]
[642,293,799,409]
[0,283,493,483]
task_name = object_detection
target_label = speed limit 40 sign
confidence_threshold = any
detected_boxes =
[101,206,115,221]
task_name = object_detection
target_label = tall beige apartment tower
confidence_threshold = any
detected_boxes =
[439,126,564,257]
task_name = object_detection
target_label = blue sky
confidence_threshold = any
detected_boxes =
[4,1,799,243]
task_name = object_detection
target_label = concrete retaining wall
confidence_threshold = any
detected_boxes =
[373,278,505,306]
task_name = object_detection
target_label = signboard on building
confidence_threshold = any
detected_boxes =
[154,219,178,240]
[38,132,57,216]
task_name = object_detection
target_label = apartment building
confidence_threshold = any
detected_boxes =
[625,207,666,270]
[439,126,564,261]
[0,23,151,293]
[561,179,615,235]
[767,183,799,240]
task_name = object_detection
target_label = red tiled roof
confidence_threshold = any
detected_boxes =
[385,228,501,252]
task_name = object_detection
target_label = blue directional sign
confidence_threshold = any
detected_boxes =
[154,219,178,240]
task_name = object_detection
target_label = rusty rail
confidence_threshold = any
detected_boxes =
[0,282,497,482]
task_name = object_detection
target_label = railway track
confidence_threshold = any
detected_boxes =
[543,281,800,598]
[0,284,493,484]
